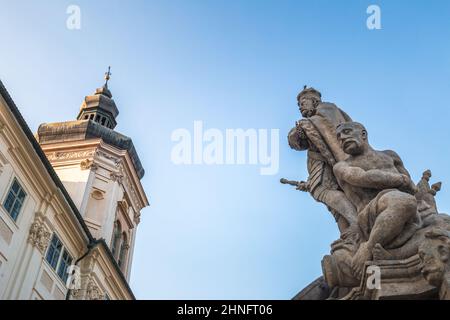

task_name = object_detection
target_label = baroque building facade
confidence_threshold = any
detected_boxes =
[0,74,148,300]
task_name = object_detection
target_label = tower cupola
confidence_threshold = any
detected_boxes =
[77,67,119,129]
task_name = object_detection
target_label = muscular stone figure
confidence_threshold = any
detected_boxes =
[287,87,357,234]
[333,122,419,277]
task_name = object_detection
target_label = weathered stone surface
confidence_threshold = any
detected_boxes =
[418,228,450,299]
[287,86,356,235]
[284,86,450,300]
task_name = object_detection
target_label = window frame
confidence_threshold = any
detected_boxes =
[117,232,128,270]
[2,177,27,222]
[46,233,63,269]
[44,233,74,286]
[57,248,73,283]
[111,220,122,258]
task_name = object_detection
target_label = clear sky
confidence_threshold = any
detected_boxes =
[1,0,450,299]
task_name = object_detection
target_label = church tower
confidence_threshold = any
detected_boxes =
[36,69,149,280]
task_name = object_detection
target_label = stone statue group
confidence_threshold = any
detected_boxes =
[283,86,450,300]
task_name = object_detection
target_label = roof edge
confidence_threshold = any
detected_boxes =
[0,79,135,299]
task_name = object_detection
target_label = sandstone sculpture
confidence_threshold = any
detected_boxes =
[287,86,357,234]
[284,87,449,300]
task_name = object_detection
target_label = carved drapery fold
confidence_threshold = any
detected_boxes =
[110,171,123,184]
[80,159,98,171]
[86,279,105,300]
[28,216,51,253]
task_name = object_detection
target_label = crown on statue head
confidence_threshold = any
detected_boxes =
[297,85,322,102]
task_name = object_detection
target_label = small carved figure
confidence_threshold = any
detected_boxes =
[415,169,442,216]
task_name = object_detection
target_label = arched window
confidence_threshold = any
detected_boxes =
[118,233,129,271]
[111,221,122,258]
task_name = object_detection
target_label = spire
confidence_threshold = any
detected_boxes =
[96,66,113,98]
[104,66,112,88]
[76,68,119,129]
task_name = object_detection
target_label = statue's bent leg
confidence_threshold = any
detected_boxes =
[352,191,417,277]
[374,213,450,261]
[373,231,422,261]
[367,191,417,250]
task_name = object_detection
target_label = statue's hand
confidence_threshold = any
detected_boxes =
[295,121,307,139]
[296,181,309,192]
[399,174,418,195]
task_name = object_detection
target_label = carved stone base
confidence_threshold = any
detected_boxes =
[343,255,438,300]
[295,255,441,300]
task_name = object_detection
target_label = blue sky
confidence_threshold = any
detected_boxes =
[1,0,450,299]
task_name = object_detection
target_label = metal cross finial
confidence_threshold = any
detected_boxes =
[104,66,112,86]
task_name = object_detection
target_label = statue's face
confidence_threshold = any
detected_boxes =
[419,238,450,287]
[423,170,432,181]
[298,96,316,118]
[336,123,367,155]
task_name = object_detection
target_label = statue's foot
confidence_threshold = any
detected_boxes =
[351,242,372,279]
[372,243,393,260]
